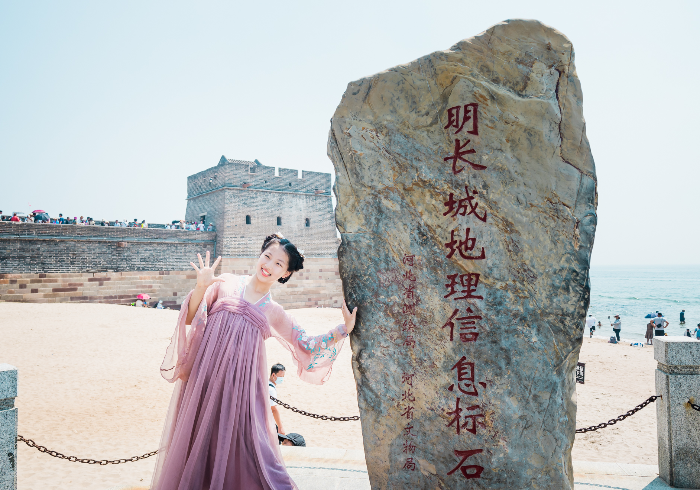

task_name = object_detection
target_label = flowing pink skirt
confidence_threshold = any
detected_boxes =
[151,299,296,490]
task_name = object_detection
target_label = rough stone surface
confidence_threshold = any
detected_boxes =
[329,19,596,489]
[654,338,700,489]
[0,364,17,490]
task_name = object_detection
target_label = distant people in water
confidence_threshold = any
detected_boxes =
[586,314,597,338]
[680,309,686,325]
[611,314,622,342]
[645,320,655,345]
[654,313,669,336]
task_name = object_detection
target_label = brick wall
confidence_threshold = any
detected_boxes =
[0,222,216,274]
[0,258,342,309]
[185,157,338,258]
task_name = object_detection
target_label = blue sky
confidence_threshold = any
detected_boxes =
[1,0,698,265]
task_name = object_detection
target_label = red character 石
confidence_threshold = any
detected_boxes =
[443,186,487,222]
[444,103,479,135]
[443,139,486,175]
[444,272,484,301]
[448,449,484,479]
[445,228,485,261]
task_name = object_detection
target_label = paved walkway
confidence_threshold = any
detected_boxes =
[117,448,697,490]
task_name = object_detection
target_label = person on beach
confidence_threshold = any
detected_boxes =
[586,314,597,338]
[151,234,357,490]
[278,433,306,447]
[694,324,700,340]
[269,363,287,436]
[645,320,655,345]
[653,313,669,337]
[680,310,686,325]
[611,314,622,342]
[685,328,692,338]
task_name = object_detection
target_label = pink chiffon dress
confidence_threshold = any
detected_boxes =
[151,273,348,490]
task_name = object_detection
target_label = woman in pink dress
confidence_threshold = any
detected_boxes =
[151,233,357,490]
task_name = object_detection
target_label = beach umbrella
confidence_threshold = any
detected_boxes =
[137,294,151,300]
[32,209,45,213]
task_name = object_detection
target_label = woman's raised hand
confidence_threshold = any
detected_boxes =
[341,299,358,335]
[190,251,224,290]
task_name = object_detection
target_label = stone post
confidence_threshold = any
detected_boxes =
[655,337,700,488]
[0,364,17,490]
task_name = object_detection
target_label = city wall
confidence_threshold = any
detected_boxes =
[0,223,341,309]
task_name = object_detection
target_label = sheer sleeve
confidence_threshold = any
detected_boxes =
[159,280,222,383]
[266,302,348,385]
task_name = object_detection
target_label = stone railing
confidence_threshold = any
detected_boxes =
[655,336,700,488]
[0,364,17,490]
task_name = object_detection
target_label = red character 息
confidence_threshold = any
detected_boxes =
[444,103,479,135]
[443,139,486,175]
[443,186,487,222]
[402,373,415,386]
[448,356,478,396]
[447,449,484,479]
[403,440,417,454]
[403,254,415,267]
[444,272,484,300]
[403,457,416,471]
[445,228,485,261]
[446,398,486,435]
[442,307,482,342]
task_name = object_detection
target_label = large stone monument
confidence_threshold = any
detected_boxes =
[329,20,596,489]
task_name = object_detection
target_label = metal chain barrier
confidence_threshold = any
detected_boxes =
[16,435,158,465]
[576,395,660,433]
[270,396,360,421]
[689,400,700,412]
[16,396,358,464]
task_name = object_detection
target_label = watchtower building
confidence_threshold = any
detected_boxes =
[185,156,338,258]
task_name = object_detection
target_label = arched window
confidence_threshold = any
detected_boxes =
[305,218,310,227]
[277,217,282,226]
[246,215,251,225]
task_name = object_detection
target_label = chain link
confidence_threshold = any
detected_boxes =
[270,396,360,421]
[16,435,158,465]
[576,395,660,433]
[689,400,700,412]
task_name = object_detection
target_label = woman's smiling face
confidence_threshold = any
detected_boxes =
[255,242,291,284]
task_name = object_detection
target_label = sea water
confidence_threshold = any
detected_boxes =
[586,265,700,342]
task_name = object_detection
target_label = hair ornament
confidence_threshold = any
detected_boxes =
[297,249,305,258]
[275,231,285,239]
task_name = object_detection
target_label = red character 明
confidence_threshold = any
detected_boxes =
[444,104,479,135]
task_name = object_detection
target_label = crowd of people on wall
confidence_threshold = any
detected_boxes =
[0,210,214,231]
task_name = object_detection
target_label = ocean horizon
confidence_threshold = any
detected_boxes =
[586,265,700,343]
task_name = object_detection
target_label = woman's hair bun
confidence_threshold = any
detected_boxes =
[261,232,305,284]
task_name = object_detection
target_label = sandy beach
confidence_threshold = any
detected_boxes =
[0,302,659,489]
